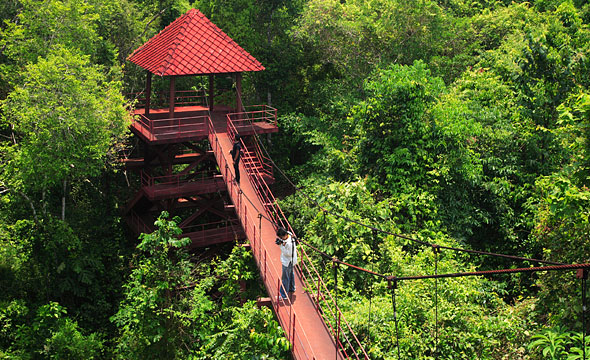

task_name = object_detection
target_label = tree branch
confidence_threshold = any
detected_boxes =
[1,182,40,226]
[123,8,167,58]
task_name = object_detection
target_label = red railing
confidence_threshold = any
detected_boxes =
[133,114,208,141]
[208,117,369,359]
[129,210,153,235]
[127,89,208,109]
[129,88,237,110]
[227,104,278,127]
[182,219,243,244]
[173,89,208,107]
[140,170,222,198]
[226,117,273,184]
[182,219,239,232]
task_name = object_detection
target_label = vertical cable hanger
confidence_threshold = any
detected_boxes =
[333,257,340,360]
[389,276,401,359]
[367,229,378,344]
[433,244,440,357]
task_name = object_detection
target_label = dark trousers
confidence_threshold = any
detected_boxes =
[280,262,295,298]
[234,161,240,183]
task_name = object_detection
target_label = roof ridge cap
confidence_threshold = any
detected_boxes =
[158,11,192,76]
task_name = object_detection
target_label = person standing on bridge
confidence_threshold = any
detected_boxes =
[230,134,242,184]
[276,227,297,301]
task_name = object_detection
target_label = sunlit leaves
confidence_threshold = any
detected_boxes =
[1,46,129,196]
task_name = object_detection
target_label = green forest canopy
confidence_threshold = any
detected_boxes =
[0,0,589,358]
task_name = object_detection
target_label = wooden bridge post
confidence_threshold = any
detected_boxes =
[209,74,215,110]
[169,76,176,119]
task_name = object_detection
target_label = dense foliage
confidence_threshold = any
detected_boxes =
[0,0,588,358]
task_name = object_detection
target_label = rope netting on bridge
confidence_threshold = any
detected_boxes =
[207,90,589,359]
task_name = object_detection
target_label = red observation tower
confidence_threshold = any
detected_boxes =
[123,8,278,248]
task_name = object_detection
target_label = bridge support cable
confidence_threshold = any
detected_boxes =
[388,277,401,360]
[433,245,440,357]
[394,263,590,282]
[366,230,377,347]
[366,275,373,346]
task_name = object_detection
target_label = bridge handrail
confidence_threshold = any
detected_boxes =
[221,118,369,359]
[182,219,240,233]
[127,89,208,108]
[227,104,277,127]
[140,170,215,188]
[207,117,317,360]
[132,113,209,141]
[226,121,282,227]
[128,88,236,110]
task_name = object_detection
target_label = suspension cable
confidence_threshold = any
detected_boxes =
[394,263,590,281]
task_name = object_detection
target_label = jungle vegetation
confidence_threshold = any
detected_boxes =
[0,0,589,358]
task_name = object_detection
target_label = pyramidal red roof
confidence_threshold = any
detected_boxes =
[128,9,265,76]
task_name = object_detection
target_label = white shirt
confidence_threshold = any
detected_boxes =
[279,234,297,267]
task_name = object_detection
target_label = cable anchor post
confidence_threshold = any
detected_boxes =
[432,244,441,255]
[387,275,397,290]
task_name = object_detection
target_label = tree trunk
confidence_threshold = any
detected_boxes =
[20,190,39,226]
[61,179,67,221]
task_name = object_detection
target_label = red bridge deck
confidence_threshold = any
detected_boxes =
[207,116,344,360]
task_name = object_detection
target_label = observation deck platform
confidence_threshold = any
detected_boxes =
[131,105,278,145]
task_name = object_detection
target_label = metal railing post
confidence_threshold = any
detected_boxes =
[292,313,296,348]
[258,214,262,268]
[316,276,321,310]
